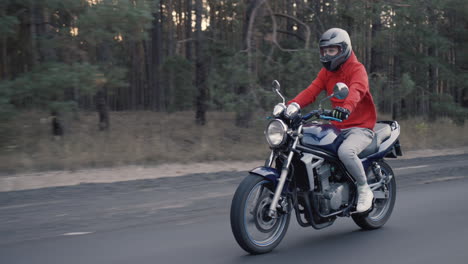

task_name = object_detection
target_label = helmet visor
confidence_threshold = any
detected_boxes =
[320,46,342,57]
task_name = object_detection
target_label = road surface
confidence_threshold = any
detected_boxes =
[0,154,467,264]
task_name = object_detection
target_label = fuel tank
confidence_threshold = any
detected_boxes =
[301,123,344,154]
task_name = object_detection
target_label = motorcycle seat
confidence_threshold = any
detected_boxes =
[358,123,392,159]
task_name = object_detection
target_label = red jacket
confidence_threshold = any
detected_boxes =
[288,52,377,130]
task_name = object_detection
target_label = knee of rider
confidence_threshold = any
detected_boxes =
[338,147,357,161]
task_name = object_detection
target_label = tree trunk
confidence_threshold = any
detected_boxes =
[208,0,217,39]
[427,9,437,117]
[38,7,57,62]
[185,0,192,61]
[243,0,257,50]
[237,0,265,127]
[96,89,110,131]
[312,0,324,38]
[167,1,175,57]
[29,1,39,67]
[286,0,293,33]
[342,0,353,34]
[143,39,152,109]
[166,1,175,110]
[51,111,64,137]
[392,54,401,120]
[152,1,164,111]
[370,0,383,75]
[1,37,6,80]
[177,0,184,54]
[0,7,8,80]
[195,0,207,125]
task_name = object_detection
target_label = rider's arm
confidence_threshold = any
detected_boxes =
[287,68,327,108]
[342,65,369,113]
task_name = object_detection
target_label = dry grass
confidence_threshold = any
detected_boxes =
[378,113,468,151]
[0,111,269,173]
[0,111,467,174]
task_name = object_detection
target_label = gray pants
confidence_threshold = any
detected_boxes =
[337,127,374,186]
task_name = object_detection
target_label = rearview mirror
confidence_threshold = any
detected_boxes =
[333,83,349,100]
[272,80,281,92]
[272,80,285,104]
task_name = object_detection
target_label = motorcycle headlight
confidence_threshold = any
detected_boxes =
[265,119,288,147]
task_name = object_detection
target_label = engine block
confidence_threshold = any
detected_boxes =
[316,163,350,213]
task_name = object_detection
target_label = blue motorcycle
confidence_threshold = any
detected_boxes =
[230,80,402,254]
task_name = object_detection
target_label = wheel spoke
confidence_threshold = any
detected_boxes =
[243,180,289,246]
[368,169,394,221]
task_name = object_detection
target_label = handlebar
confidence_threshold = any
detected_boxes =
[302,109,342,122]
[302,110,318,121]
[319,115,343,122]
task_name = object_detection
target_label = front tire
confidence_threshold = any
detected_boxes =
[230,175,291,254]
[352,161,396,230]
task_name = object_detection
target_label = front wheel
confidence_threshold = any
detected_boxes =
[352,161,397,230]
[230,175,291,254]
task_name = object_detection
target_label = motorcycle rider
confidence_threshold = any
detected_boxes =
[287,28,377,213]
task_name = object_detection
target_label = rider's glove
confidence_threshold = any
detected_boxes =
[272,103,286,117]
[331,107,350,121]
[285,102,301,119]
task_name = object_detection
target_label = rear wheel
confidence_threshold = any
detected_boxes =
[352,161,396,229]
[230,175,291,254]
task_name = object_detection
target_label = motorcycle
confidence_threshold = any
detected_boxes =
[230,80,402,254]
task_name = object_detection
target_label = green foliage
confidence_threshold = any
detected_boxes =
[2,62,103,111]
[398,73,416,98]
[77,0,153,45]
[431,93,468,125]
[1,0,467,126]
[206,48,322,113]
[0,83,14,121]
[0,15,19,37]
[281,50,322,101]
[100,65,128,93]
[162,55,195,111]
[0,82,15,140]
[369,74,388,111]
[207,52,251,111]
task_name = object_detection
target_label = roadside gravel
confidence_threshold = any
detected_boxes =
[0,146,466,192]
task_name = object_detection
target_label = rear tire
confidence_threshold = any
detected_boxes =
[352,161,396,230]
[230,175,291,254]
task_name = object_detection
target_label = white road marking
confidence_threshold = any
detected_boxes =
[55,214,68,217]
[394,165,429,171]
[62,232,94,236]
[422,176,466,184]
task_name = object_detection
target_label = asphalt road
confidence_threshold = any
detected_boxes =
[1,154,467,264]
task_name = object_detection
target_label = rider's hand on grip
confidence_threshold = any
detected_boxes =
[272,103,286,117]
[285,102,300,119]
[331,107,350,121]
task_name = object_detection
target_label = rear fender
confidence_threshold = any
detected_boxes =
[369,121,402,160]
[384,139,402,158]
[362,121,402,170]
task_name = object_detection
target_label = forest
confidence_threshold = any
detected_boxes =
[1,0,467,126]
[0,0,467,171]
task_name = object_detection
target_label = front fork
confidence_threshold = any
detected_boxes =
[268,125,303,218]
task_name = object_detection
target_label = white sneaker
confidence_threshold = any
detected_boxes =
[356,184,374,213]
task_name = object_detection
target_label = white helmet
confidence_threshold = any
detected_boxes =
[319,28,352,71]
